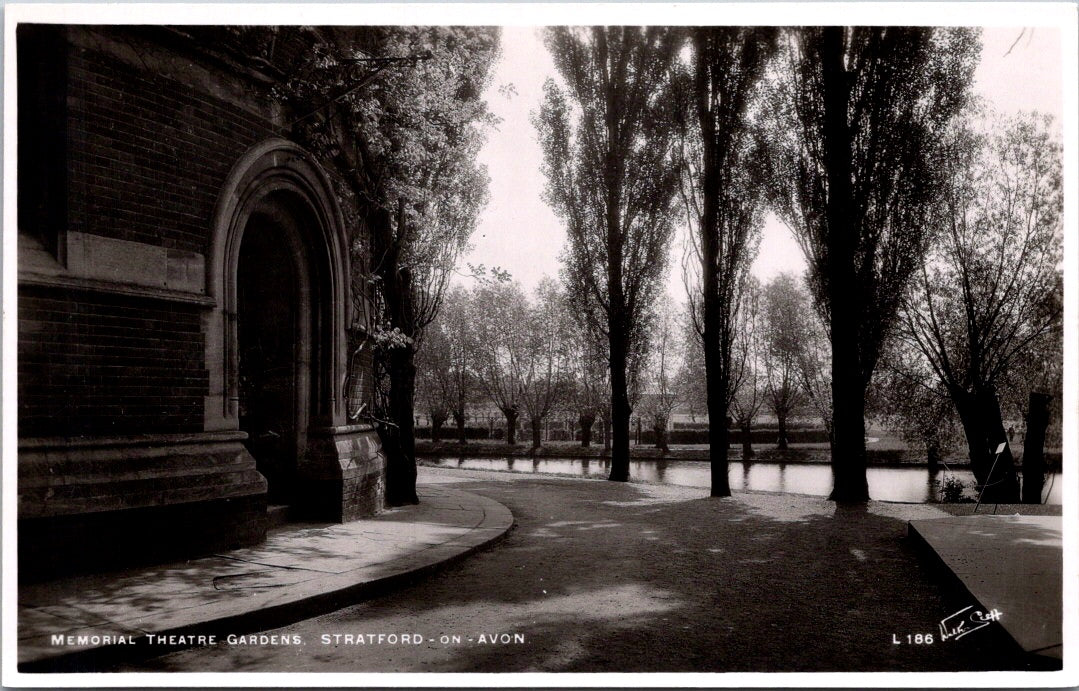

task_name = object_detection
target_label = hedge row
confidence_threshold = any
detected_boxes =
[641,428,832,445]
[417,426,492,440]
[417,426,832,445]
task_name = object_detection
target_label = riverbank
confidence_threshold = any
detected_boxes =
[416,440,1062,470]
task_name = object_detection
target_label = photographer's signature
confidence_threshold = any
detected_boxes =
[939,605,1003,641]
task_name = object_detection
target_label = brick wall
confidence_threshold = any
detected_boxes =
[18,289,209,437]
[18,29,282,439]
[65,36,278,256]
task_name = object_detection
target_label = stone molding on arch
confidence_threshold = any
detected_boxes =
[204,138,350,431]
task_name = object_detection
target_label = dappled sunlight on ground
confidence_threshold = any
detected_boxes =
[732,492,835,523]
[127,471,1047,674]
[866,502,949,521]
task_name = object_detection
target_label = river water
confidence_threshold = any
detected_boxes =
[421,455,1063,504]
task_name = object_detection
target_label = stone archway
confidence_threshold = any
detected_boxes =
[206,139,385,521]
[207,139,348,432]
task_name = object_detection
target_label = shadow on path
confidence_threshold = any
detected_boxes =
[128,473,1048,673]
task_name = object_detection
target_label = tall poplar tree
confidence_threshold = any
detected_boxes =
[536,27,682,481]
[679,27,777,496]
[767,27,979,502]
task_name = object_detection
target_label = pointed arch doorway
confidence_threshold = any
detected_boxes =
[236,198,320,506]
[207,139,386,523]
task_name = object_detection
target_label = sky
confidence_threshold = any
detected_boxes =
[458,26,1065,298]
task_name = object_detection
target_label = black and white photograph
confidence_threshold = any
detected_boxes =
[3,3,1075,686]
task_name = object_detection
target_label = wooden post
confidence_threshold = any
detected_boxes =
[1021,391,1051,504]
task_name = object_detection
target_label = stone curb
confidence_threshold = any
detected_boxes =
[18,486,515,672]
[906,516,1062,670]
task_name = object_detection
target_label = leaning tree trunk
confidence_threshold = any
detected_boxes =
[501,406,519,445]
[1022,391,1051,504]
[384,346,419,506]
[954,387,1020,504]
[954,390,984,479]
[579,413,595,447]
[452,410,467,444]
[976,386,1020,503]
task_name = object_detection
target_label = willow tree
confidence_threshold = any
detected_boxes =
[275,27,500,505]
[679,27,778,496]
[903,111,1063,502]
[767,27,979,502]
[536,27,683,481]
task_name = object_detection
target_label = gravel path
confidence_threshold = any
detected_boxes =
[123,467,1032,673]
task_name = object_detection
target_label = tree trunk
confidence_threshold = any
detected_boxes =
[695,36,733,499]
[954,387,1020,503]
[708,412,731,496]
[1022,391,1050,504]
[602,414,611,451]
[501,406,519,445]
[955,391,985,479]
[821,26,868,503]
[776,410,789,450]
[384,346,419,506]
[430,412,447,444]
[829,360,868,502]
[926,437,941,472]
[653,420,668,452]
[976,386,1020,503]
[453,410,466,444]
[741,420,754,460]
[368,202,419,506]
[579,413,595,447]
[531,417,542,449]
[608,328,632,481]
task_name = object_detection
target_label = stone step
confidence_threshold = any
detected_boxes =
[266,504,291,530]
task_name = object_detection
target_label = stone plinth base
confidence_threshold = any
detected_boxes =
[18,432,268,582]
[298,424,386,522]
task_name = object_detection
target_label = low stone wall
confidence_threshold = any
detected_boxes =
[18,432,268,581]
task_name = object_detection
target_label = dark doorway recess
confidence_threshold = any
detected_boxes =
[237,211,310,505]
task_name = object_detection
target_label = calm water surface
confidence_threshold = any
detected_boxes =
[423,456,1063,504]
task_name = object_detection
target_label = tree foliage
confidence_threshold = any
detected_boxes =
[760,273,809,449]
[641,295,682,452]
[472,281,530,444]
[418,285,479,443]
[765,27,980,501]
[520,278,575,448]
[902,109,1063,500]
[536,27,683,481]
[729,278,766,459]
[274,27,501,504]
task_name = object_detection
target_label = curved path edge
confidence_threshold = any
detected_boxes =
[18,485,515,672]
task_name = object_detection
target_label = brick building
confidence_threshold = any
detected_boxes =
[16,25,385,579]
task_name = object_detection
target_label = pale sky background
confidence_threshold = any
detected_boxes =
[459,27,1064,298]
